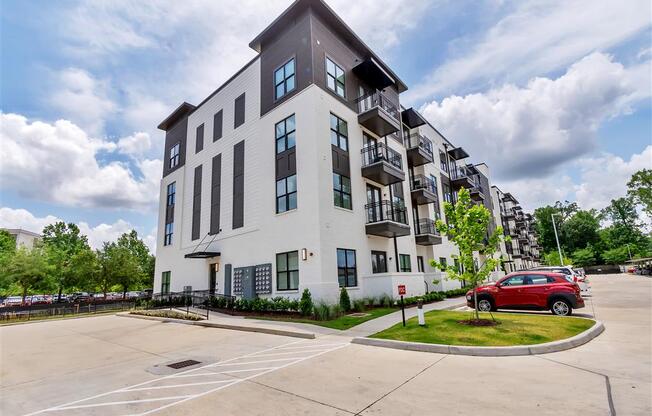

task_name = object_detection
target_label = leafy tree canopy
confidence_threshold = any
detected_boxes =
[627,169,652,220]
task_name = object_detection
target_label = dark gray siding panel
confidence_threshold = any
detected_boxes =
[213,110,223,141]
[191,165,202,240]
[276,148,296,180]
[331,146,350,177]
[259,11,313,116]
[234,93,246,129]
[210,154,221,235]
[195,123,204,153]
[163,117,188,178]
[232,141,245,229]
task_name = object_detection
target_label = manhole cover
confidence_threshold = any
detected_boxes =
[167,359,201,369]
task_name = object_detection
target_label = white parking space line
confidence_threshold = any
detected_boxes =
[24,339,349,416]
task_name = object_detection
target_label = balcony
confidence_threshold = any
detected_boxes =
[365,200,410,238]
[450,165,476,189]
[410,174,438,205]
[414,218,442,246]
[360,143,405,185]
[404,133,434,167]
[469,185,485,201]
[355,91,400,137]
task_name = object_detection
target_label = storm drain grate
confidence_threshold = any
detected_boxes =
[167,359,201,369]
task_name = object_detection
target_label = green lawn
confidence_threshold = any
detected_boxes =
[249,307,398,330]
[370,310,595,346]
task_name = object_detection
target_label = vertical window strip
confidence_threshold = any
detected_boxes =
[326,58,345,98]
[332,173,352,209]
[276,174,297,213]
[276,251,299,291]
[275,114,296,154]
[274,58,296,100]
[337,248,357,287]
[330,113,348,151]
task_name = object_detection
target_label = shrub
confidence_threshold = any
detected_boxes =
[443,288,468,298]
[330,303,343,318]
[339,287,351,312]
[313,302,331,321]
[363,297,375,308]
[379,294,393,308]
[352,299,366,312]
[299,289,314,316]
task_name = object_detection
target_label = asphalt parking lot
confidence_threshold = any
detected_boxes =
[1,273,650,415]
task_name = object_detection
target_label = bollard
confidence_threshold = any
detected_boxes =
[417,299,425,326]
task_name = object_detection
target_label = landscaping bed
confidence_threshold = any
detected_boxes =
[371,310,595,346]
[249,307,398,330]
[130,309,204,321]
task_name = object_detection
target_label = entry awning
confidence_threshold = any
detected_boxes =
[184,251,221,259]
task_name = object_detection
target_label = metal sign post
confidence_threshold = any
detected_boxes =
[398,285,406,327]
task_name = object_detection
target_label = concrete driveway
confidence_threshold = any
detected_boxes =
[1,273,649,415]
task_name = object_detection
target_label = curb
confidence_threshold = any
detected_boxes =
[117,312,316,339]
[351,320,605,356]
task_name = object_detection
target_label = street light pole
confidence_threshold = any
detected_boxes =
[551,214,564,265]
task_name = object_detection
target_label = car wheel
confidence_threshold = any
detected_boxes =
[477,299,493,312]
[551,299,572,316]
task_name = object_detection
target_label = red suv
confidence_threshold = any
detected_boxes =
[466,271,584,316]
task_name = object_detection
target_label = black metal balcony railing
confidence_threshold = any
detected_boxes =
[451,165,477,185]
[410,174,437,194]
[404,133,433,157]
[356,90,400,122]
[414,218,439,236]
[365,200,408,225]
[361,143,403,170]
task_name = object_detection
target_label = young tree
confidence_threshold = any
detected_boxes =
[3,246,52,304]
[0,229,17,291]
[543,251,572,266]
[42,222,91,301]
[116,230,154,286]
[571,246,596,268]
[627,169,652,220]
[430,188,507,322]
[102,242,141,298]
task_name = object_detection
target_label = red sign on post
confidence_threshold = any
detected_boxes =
[398,285,406,296]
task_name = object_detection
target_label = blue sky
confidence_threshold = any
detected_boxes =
[1,0,650,250]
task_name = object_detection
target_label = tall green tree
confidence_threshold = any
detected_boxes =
[116,230,155,287]
[533,201,578,253]
[42,222,91,301]
[101,242,142,298]
[571,246,597,268]
[627,169,652,220]
[562,210,601,253]
[0,229,17,291]
[430,188,507,321]
[600,197,647,253]
[3,246,52,304]
[601,246,631,265]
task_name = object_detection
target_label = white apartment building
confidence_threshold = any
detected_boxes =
[3,228,41,249]
[153,0,539,302]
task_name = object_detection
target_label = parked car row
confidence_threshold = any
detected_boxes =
[466,268,586,316]
[0,291,151,307]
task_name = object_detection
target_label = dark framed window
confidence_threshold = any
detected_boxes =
[234,93,245,129]
[169,143,180,169]
[417,256,425,273]
[439,257,447,271]
[274,58,296,100]
[276,174,297,213]
[276,251,299,291]
[371,251,387,274]
[195,123,204,153]
[337,248,357,287]
[275,114,296,154]
[164,222,173,246]
[330,113,348,151]
[166,182,176,207]
[213,110,223,141]
[326,57,345,98]
[161,271,171,294]
[399,254,411,272]
[439,151,447,171]
[333,173,352,209]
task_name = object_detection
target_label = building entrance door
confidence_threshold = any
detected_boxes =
[209,265,217,295]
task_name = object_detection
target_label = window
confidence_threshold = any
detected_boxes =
[195,123,204,153]
[234,93,245,129]
[417,256,425,273]
[439,151,447,171]
[330,113,348,151]
[399,254,411,272]
[213,110,223,141]
[169,143,180,169]
[501,275,526,286]
[275,114,296,154]
[326,57,345,98]
[439,257,447,271]
[164,222,173,246]
[443,184,452,203]
[166,182,176,207]
[274,58,296,100]
[529,275,554,285]
[333,173,352,209]
[371,251,387,274]
[276,251,299,291]
[337,248,357,287]
[276,175,297,213]
[161,271,171,294]
[454,258,461,273]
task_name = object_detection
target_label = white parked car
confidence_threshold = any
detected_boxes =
[530,266,591,295]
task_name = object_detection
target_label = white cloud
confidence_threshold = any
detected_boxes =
[117,132,152,157]
[0,113,161,211]
[406,0,651,102]
[0,207,157,252]
[574,146,652,210]
[420,52,650,180]
[48,68,116,136]
[494,175,576,213]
